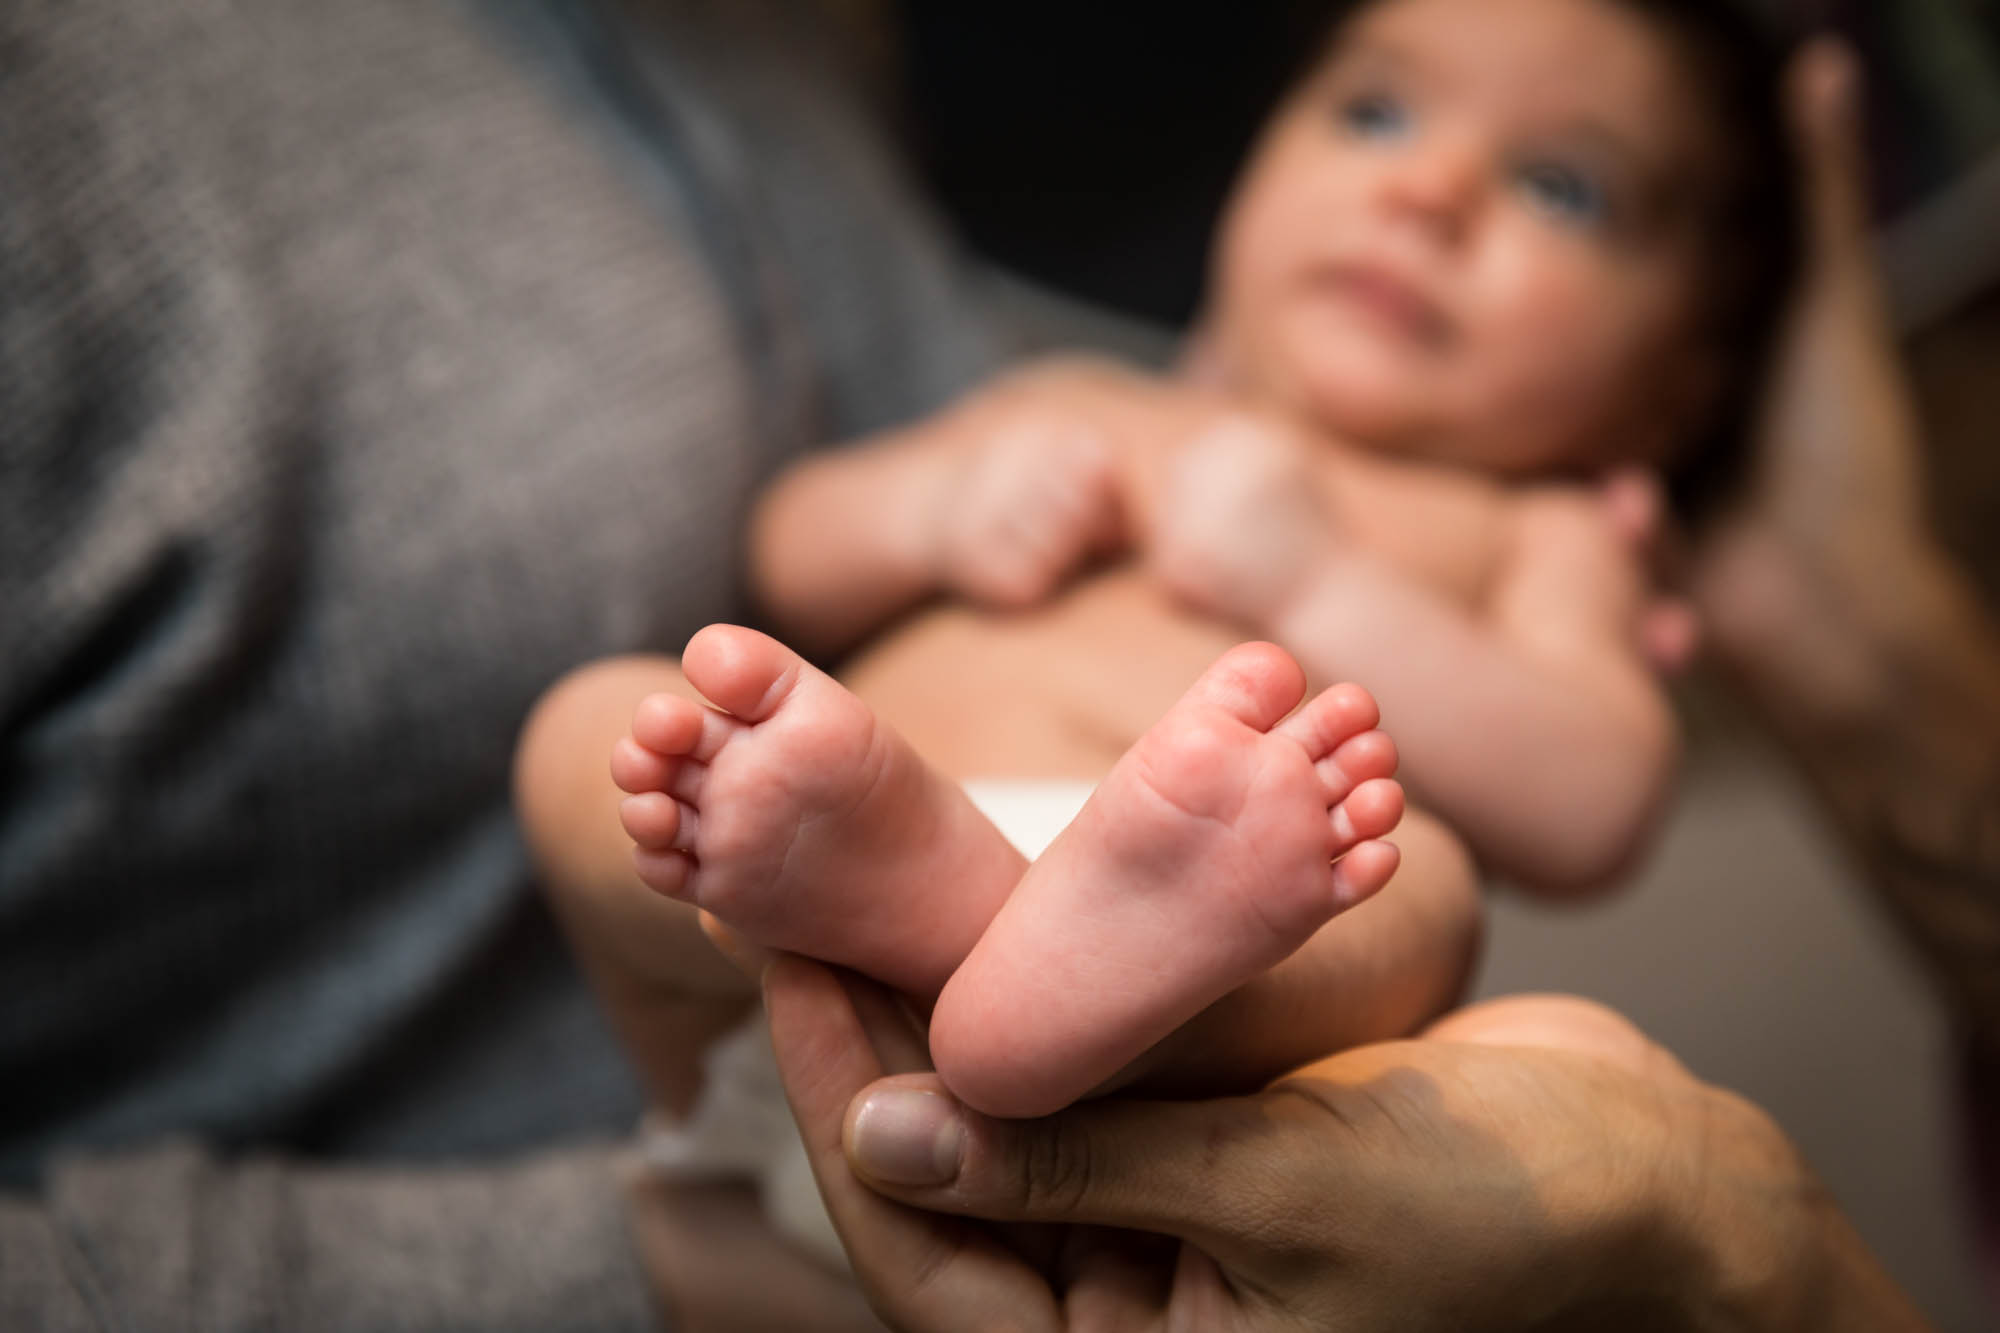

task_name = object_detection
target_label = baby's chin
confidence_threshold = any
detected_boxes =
[1265,349,1612,475]
[1267,358,1455,455]
[1202,318,1603,473]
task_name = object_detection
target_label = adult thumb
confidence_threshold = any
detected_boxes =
[843,1076,1312,1273]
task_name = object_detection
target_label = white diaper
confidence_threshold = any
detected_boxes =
[635,779,1095,1270]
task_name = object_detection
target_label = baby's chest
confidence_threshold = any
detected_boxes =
[1321,460,1517,606]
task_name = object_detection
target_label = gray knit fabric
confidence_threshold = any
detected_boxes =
[0,0,993,1321]
[0,1140,658,1332]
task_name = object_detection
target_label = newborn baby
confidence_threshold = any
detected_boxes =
[523,0,1797,1189]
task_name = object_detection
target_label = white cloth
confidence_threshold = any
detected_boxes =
[636,779,1095,1269]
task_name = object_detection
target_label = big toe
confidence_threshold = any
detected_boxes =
[1182,641,1309,733]
[681,624,807,722]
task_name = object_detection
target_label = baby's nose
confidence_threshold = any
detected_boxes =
[1378,136,1485,240]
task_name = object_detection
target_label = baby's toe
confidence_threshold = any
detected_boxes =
[620,791,685,850]
[1276,681,1380,758]
[1330,840,1401,909]
[681,625,808,724]
[1329,777,1404,850]
[633,846,696,900]
[1185,641,1310,734]
[1314,729,1398,803]
[611,735,677,794]
[631,693,707,756]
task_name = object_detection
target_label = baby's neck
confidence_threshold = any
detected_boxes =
[1172,326,1628,490]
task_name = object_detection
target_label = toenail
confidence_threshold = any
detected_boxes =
[849,1089,964,1186]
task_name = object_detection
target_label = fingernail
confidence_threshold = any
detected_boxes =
[850,1089,964,1186]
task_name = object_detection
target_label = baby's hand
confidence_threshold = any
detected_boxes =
[927,410,1122,609]
[1597,467,1700,675]
[1148,414,1340,628]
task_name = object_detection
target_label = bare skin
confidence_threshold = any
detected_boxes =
[1694,41,2000,1056]
[511,25,1973,1329]
[747,0,1746,895]
[614,627,1408,1119]
[761,961,1932,1333]
[515,636,1478,1117]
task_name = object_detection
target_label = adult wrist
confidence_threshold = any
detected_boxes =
[1650,1086,1928,1332]
[1660,1088,1825,1330]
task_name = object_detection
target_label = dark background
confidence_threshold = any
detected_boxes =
[890,0,2000,326]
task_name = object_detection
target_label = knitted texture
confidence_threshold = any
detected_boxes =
[0,1139,656,1332]
[0,0,994,1184]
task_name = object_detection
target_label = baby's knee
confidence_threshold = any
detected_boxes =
[513,653,691,881]
[1394,808,1486,1011]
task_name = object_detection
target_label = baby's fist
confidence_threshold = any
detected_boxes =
[1150,414,1336,626]
[931,418,1121,608]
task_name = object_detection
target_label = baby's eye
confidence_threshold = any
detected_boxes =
[1337,91,1411,141]
[1514,161,1610,228]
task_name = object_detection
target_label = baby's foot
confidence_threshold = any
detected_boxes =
[929,641,1403,1118]
[612,625,1026,996]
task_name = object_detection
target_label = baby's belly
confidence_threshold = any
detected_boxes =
[842,565,1241,780]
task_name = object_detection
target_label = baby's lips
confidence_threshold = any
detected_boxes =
[1309,259,1455,348]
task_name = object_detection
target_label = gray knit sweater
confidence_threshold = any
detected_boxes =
[0,0,994,1323]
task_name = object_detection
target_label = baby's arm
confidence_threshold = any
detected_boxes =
[750,359,1137,658]
[1285,496,1673,895]
[1156,440,1674,895]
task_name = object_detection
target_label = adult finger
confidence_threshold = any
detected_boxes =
[1788,37,1871,270]
[763,956,1060,1332]
[1763,34,1927,518]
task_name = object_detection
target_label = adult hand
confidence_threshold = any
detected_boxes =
[1691,37,2000,1053]
[766,955,1928,1332]
[1694,36,1944,702]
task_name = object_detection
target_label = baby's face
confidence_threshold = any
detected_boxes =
[1204,0,1728,473]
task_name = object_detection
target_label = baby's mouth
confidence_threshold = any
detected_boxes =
[1308,261,1455,350]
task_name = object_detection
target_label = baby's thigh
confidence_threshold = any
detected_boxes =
[516,653,700,867]
[1128,806,1482,1097]
[841,567,1240,780]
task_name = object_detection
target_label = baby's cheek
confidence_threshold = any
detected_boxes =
[1473,253,1652,419]
[1478,234,1615,344]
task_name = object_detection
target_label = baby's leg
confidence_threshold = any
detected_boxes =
[930,641,1407,1117]
[619,629,1406,1118]
[1108,806,1481,1100]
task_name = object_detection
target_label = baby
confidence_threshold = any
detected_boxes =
[521,0,1795,1152]
[746,0,1792,894]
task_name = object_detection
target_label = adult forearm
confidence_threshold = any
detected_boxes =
[1664,1087,1932,1332]
[1714,539,2000,1051]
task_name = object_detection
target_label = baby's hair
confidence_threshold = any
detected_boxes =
[1274,0,1802,515]
[1617,0,1800,517]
